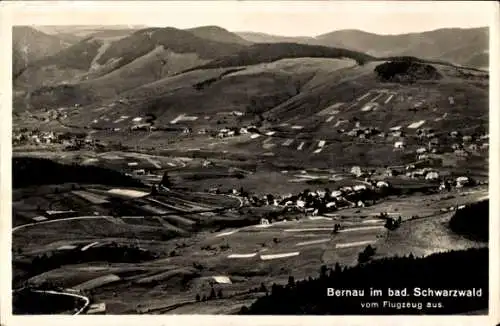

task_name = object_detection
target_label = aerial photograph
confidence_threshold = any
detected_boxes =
[10,3,490,316]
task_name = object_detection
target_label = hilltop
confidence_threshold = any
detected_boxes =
[186,26,252,45]
[235,32,314,44]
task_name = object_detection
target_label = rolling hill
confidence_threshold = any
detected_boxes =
[316,27,489,69]
[14,37,105,88]
[36,52,484,170]
[187,42,374,71]
[93,27,246,69]
[237,27,489,69]
[13,26,248,91]
[13,25,489,159]
[14,41,374,111]
[12,26,74,79]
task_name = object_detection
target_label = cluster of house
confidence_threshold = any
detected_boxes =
[12,129,60,145]
[128,122,159,132]
[243,180,392,215]
[215,125,258,138]
[392,129,488,161]
[342,124,382,139]
[449,131,489,156]
[26,107,68,123]
[13,129,105,150]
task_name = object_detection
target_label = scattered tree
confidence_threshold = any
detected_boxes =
[160,172,171,188]
[208,287,216,300]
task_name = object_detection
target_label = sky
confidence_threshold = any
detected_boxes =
[3,1,494,37]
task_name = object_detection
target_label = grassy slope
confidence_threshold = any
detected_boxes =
[67,57,358,127]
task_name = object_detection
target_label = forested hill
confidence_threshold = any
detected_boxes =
[241,248,488,315]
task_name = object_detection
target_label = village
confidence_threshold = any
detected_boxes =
[12,128,107,150]
[195,164,477,222]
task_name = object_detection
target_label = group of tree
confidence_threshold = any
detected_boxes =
[14,244,157,287]
[449,199,488,242]
[374,59,442,83]
[240,247,488,315]
[195,287,223,302]
[384,216,402,231]
[358,244,377,264]
[13,287,86,315]
[13,157,144,188]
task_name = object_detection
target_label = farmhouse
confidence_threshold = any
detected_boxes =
[454,149,469,157]
[429,138,440,146]
[353,184,367,192]
[456,176,470,187]
[462,135,473,142]
[416,147,427,154]
[425,171,440,181]
[376,181,390,188]
[326,202,337,209]
[87,303,106,315]
[260,218,270,225]
[331,190,343,198]
[394,141,405,149]
[351,166,363,177]
[390,130,404,138]
[468,144,478,151]
[340,186,353,193]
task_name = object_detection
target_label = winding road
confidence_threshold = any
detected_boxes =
[32,289,90,315]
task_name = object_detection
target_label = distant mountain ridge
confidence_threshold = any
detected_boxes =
[12,26,74,78]
[13,24,488,97]
[236,27,489,69]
